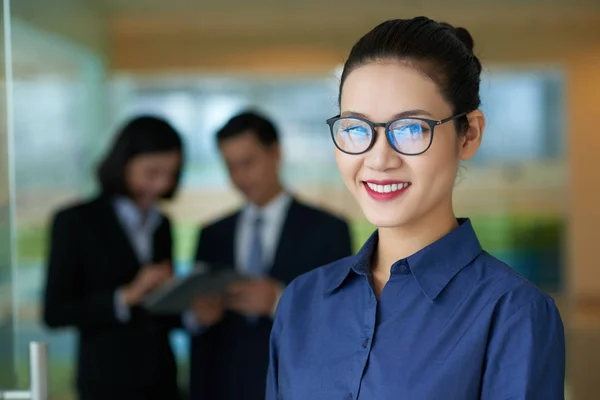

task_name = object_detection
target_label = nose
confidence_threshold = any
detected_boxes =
[363,127,403,171]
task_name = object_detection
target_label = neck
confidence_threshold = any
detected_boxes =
[254,183,284,208]
[127,196,155,215]
[373,201,458,275]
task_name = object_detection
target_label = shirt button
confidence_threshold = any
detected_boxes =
[346,394,353,400]
[390,260,409,275]
[362,338,369,348]
[392,262,409,275]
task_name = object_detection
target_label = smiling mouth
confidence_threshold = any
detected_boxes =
[365,181,411,193]
[361,180,411,202]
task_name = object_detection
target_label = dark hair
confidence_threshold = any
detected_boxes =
[339,16,482,134]
[97,115,184,199]
[216,111,279,147]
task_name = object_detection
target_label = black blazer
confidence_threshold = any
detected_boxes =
[189,198,353,400]
[42,196,179,400]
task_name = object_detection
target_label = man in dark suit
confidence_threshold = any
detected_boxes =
[187,111,353,400]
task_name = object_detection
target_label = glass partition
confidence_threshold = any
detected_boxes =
[9,14,110,399]
[0,0,16,389]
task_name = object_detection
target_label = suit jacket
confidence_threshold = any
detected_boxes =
[42,195,179,400]
[190,198,353,400]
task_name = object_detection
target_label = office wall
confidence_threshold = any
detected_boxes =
[567,44,600,400]
[568,47,600,308]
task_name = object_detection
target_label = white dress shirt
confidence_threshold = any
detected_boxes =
[114,197,162,265]
[235,191,292,274]
[185,191,292,333]
[112,196,162,323]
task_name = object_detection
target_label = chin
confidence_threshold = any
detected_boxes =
[367,218,409,229]
[361,208,412,229]
[240,189,256,202]
[134,196,154,209]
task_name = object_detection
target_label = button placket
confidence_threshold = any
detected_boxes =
[353,277,377,400]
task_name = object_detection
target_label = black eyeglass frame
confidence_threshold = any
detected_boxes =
[326,112,468,156]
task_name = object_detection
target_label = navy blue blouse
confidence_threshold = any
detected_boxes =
[267,219,565,399]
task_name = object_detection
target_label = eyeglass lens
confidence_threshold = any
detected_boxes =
[331,117,432,155]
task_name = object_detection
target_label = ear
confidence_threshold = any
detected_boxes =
[458,110,485,161]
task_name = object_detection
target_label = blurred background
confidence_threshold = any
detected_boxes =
[0,0,598,398]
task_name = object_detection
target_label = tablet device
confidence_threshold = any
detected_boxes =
[141,263,245,314]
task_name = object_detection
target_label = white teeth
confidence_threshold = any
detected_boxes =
[366,182,410,193]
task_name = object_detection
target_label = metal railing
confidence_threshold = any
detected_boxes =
[0,342,48,400]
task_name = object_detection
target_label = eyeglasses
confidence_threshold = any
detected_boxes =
[326,112,467,156]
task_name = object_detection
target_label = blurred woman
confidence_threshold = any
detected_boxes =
[43,115,184,400]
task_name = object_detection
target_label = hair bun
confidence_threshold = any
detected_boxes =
[439,22,475,53]
[453,27,475,53]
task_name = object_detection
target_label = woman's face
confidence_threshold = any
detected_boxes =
[336,61,482,229]
[125,150,181,209]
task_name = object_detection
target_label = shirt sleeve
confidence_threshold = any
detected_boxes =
[43,211,124,329]
[114,288,131,323]
[481,294,566,399]
[182,309,207,335]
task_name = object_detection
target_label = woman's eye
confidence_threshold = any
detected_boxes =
[395,124,429,137]
[342,125,369,136]
[404,125,420,135]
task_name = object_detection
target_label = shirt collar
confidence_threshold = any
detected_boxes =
[324,218,483,301]
[113,196,162,232]
[243,191,292,223]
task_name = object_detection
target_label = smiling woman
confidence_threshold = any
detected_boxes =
[267,16,565,400]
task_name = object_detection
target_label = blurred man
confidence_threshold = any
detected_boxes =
[188,111,353,400]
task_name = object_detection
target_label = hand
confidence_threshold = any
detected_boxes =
[226,278,282,317]
[190,295,225,327]
[123,261,172,306]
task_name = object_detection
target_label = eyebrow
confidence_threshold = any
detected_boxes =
[341,109,434,120]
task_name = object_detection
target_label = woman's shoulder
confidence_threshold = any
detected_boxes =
[279,255,356,306]
[50,196,116,229]
[52,197,98,219]
[471,250,560,319]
